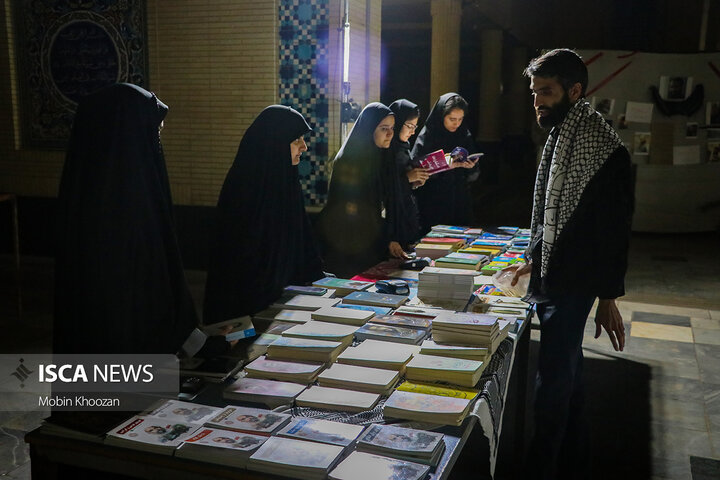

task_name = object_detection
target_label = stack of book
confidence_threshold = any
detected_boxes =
[312,277,373,297]
[430,225,468,236]
[356,423,446,467]
[404,354,485,387]
[247,436,345,480]
[432,312,504,353]
[205,406,291,435]
[369,314,431,330]
[414,242,455,260]
[336,339,419,372]
[175,428,268,467]
[295,385,381,413]
[223,377,306,408]
[419,236,466,250]
[417,266,476,301]
[254,308,313,324]
[434,252,489,271]
[419,339,488,361]
[329,451,430,480]
[317,363,400,395]
[396,381,479,401]
[342,291,409,309]
[383,390,473,426]
[266,336,347,364]
[277,417,365,447]
[354,323,427,345]
[282,320,359,347]
[243,356,325,384]
[310,306,375,326]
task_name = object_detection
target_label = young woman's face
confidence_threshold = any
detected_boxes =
[373,115,395,148]
[290,136,308,165]
[443,108,465,132]
[399,116,418,143]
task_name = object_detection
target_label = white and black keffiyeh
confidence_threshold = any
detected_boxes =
[530,100,623,278]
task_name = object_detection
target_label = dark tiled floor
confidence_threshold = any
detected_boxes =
[2,232,720,479]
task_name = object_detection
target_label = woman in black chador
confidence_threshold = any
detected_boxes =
[410,92,479,233]
[388,99,427,247]
[54,83,203,355]
[203,105,324,324]
[317,102,408,278]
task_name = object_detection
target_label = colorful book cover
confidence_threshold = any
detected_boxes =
[273,309,313,323]
[406,354,483,373]
[384,390,470,415]
[268,336,342,350]
[206,406,290,434]
[337,303,393,315]
[180,427,267,451]
[245,356,324,376]
[357,424,443,455]
[105,415,200,450]
[145,400,222,425]
[418,149,450,175]
[369,314,431,329]
[313,277,373,292]
[355,323,426,344]
[249,436,344,471]
[342,291,408,308]
[224,377,306,399]
[277,418,364,447]
[396,381,480,400]
[329,451,430,480]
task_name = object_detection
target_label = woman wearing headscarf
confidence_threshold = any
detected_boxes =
[54,83,214,356]
[203,105,324,324]
[410,93,480,233]
[317,102,407,278]
[388,99,427,247]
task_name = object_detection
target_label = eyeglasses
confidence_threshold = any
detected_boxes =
[403,123,418,131]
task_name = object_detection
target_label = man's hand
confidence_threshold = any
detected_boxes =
[406,168,429,186]
[594,299,625,351]
[501,262,532,286]
[388,241,410,259]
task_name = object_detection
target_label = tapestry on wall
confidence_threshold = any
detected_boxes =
[12,0,148,148]
[278,0,330,206]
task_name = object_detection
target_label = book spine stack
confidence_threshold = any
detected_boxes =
[417,270,475,301]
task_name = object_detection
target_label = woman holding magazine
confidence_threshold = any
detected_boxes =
[203,105,324,323]
[410,93,480,234]
[388,99,427,247]
[317,102,409,278]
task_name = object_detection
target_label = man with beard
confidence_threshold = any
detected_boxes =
[506,49,634,479]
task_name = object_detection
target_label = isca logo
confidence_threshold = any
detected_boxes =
[10,358,33,388]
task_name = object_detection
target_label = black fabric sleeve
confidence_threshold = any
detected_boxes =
[593,146,635,299]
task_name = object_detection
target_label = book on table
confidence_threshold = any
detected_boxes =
[341,291,408,308]
[223,377,306,408]
[369,314,431,330]
[200,315,256,341]
[204,405,291,434]
[104,414,202,454]
[336,303,393,315]
[434,252,489,271]
[383,389,473,426]
[354,323,427,345]
[142,399,223,425]
[404,353,485,388]
[266,336,347,364]
[175,427,268,467]
[430,225,469,235]
[295,385,381,413]
[253,308,313,323]
[336,339,420,372]
[277,417,365,447]
[414,243,455,260]
[396,380,480,400]
[329,451,430,480]
[393,306,449,320]
[272,294,341,311]
[247,436,345,480]
[310,306,375,326]
[312,277,373,297]
[356,423,446,467]
[419,236,466,248]
[243,355,325,384]
[317,363,400,395]
[282,320,359,347]
[419,339,488,361]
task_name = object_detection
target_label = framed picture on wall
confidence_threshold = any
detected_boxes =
[707,102,720,126]
[659,76,693,101]
[633,132,651,156]
[591,97,615,116]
